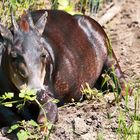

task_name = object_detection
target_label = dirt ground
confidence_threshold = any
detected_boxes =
[49,0,140,139]
[0,0,140,139]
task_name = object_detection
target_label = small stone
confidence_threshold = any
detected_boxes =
[86,118,93,125]
[55,127,65,137]
[104,93,116,103]
[72,117,88,135]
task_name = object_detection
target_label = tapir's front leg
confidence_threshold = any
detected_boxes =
[37,101,58,124]
[36,88,58,126]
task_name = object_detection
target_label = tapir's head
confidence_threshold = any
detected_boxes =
[0,11,51,91]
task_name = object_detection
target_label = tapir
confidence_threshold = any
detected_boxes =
[0,10,127,129]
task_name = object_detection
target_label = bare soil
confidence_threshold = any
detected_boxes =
[1,0,140,139]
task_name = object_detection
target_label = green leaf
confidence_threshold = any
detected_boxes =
[17,130,29,140]
[8,124,19,133]
[28,120,39,127]
[3,102,13,107]
[5,92,14,99]
[47,122,53,130]
[9,0,17,10]
[19,88,36,101]
[2,92,14,100]
[16,103,24,110]
[19,92,25,98]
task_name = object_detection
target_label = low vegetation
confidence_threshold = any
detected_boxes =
[0,0,101,26]
[117,88,140,140]
[0,89,53,140]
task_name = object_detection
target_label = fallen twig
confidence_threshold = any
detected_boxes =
[98,0,126,26]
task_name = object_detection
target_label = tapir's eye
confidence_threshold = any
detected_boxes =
[41,50,48,59]
[41,52,47,58]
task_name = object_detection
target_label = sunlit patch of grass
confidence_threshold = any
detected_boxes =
[8,120,50,140]
[117,87,140,140]
[81,65,123,102]
[0,0,108,27]
[0,0,49,26]
[51,0,101,15]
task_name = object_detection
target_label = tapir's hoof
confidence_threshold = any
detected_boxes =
[37,101,58,133]
[37,89,58,123]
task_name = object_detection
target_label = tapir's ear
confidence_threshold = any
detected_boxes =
[35,11,48,35]
[19,18,30,32]
[0,23,13,42]
[17,11,29,33]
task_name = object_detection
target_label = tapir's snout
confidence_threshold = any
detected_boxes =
[28,78,45,92]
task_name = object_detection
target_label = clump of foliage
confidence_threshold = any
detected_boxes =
[8,120,46,140]
[0,0,49,26]
[0,89,53,140]
[51,0,101,15]
[81,82,103,100]
[0,0,102,26]
[81,65,124,101]
[117,88,140,140]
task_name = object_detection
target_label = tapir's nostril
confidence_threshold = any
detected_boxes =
[36,86,45,91]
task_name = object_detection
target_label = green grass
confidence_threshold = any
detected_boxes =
[117,88,140,140]
[0,0,48,26]
[0,0,103,26]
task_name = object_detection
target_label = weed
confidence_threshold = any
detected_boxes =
[0,89,53,140]
[0,0,48,26]
[0,0,103,27]
[117,88,140,140]
[81,82,103,100]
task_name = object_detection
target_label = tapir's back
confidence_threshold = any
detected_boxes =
[31,10,109,102]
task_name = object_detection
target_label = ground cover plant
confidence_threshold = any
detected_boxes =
[0,89,54,140]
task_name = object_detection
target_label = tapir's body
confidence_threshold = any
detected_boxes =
[0,10,125,128]
[27,10,114,102]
